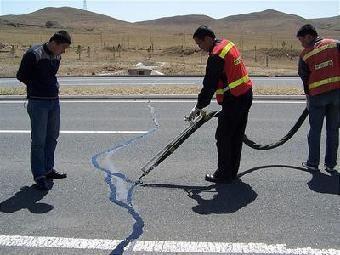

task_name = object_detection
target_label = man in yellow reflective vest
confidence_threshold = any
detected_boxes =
[297,24,339,173]
[188,26,253,183]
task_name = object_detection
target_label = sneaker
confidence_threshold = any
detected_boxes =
[302,162,319,171]
[35,177,53,191]
[325,166,337,173]
[46,169,67,179]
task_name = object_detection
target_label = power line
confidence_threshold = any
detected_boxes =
[83,0,87,11]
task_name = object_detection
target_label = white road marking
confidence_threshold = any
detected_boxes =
[133,241,339,254]
[55,100,304,104]
[0,130,148,134]
[0,235,338,254]
[57,82,198,85]
[60,82,198,85]
[0,99,305,134]
[0,235,119,250]
[0,99,305,104]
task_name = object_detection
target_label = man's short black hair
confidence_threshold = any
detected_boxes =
[193,25,216,40]
[49,30,72,44]
[297,24,318,37]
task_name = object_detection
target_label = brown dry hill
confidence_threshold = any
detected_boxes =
[0,7,339,77]
[312,15,340,31]
[0,7,131,31]
[136,14,214,29]
[1,7,339,36]
[1,7,339,56]
[215,9,306,35]
[138,9,340,39]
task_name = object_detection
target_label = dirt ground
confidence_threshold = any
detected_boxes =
[0,27,301,77]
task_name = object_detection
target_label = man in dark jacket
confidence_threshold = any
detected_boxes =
[297,24,339,173]
[17,31,71,190]
[188,26,252,183]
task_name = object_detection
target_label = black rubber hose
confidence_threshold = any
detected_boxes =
[243,108,309,150]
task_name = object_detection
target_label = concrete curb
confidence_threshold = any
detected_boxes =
[0,94,306,100]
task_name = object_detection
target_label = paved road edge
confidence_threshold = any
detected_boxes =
[0,94,305,100]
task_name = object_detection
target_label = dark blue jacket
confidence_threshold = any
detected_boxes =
[17,43,60,98]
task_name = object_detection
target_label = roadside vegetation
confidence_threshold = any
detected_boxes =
[0,7,338,96]
[0,85,303,96]
[0,23,306,78]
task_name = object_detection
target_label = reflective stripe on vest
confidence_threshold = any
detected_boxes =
[216,42,250,90]
[301,39,340,95]
[218,41,235,58]
[303,43,337,62]
[213,39,252,102]
[309,76,340,89]
[228,75,250,89]
[216,87,230,95]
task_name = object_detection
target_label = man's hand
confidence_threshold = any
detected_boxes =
[187,106,201,122]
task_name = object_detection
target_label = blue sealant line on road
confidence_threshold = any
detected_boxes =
[91,103,159,255]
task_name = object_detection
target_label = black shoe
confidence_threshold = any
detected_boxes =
[325,166,338,174]
[46,170,67,179]
[205,173,235,184]
[302,162,319,171]
[35,178,53,191]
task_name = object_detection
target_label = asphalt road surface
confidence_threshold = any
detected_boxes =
[0,99,338,255]
[0,76,302,88]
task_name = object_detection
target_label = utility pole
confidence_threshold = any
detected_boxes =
[83,0,87,10]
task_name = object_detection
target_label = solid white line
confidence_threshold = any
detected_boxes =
[252,77,300,81]
[60,82,197,85]
[133,241,339,254]
[59,78,200,81]
[60,100,304,104]
[0,235,338,254]
[0,130,148,134]
[58,100,304,104]
[0,100,305,104]
[254,100,304,104]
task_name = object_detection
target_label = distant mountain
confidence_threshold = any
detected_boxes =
[220,9,304,22]
[218,9,340,33]
[135,9,340,38]
[212,9,307,37]
[136,14,214,26]
[310,16,340,31]
[0,7,339,37]
[0,7,130,30]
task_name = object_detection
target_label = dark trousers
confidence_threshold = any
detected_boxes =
[215,89,252,179]
[27,98,60,180]
[307,89,339,168]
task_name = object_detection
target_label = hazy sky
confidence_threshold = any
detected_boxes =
[0,0,339,22]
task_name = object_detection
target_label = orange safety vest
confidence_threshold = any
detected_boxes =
[211,39,252,104]
[300,38,340,96]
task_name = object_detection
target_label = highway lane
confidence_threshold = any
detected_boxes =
[0,99,338,255]
[0,76,302,88]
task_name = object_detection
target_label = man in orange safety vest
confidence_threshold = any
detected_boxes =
[297,24,339,173]
[188,25,253,183]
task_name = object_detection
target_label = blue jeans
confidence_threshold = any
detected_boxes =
[307,89,339,168]
[27,99,60,180]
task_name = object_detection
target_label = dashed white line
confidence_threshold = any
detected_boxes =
[0,235,338,254]
[0,235,119,250]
